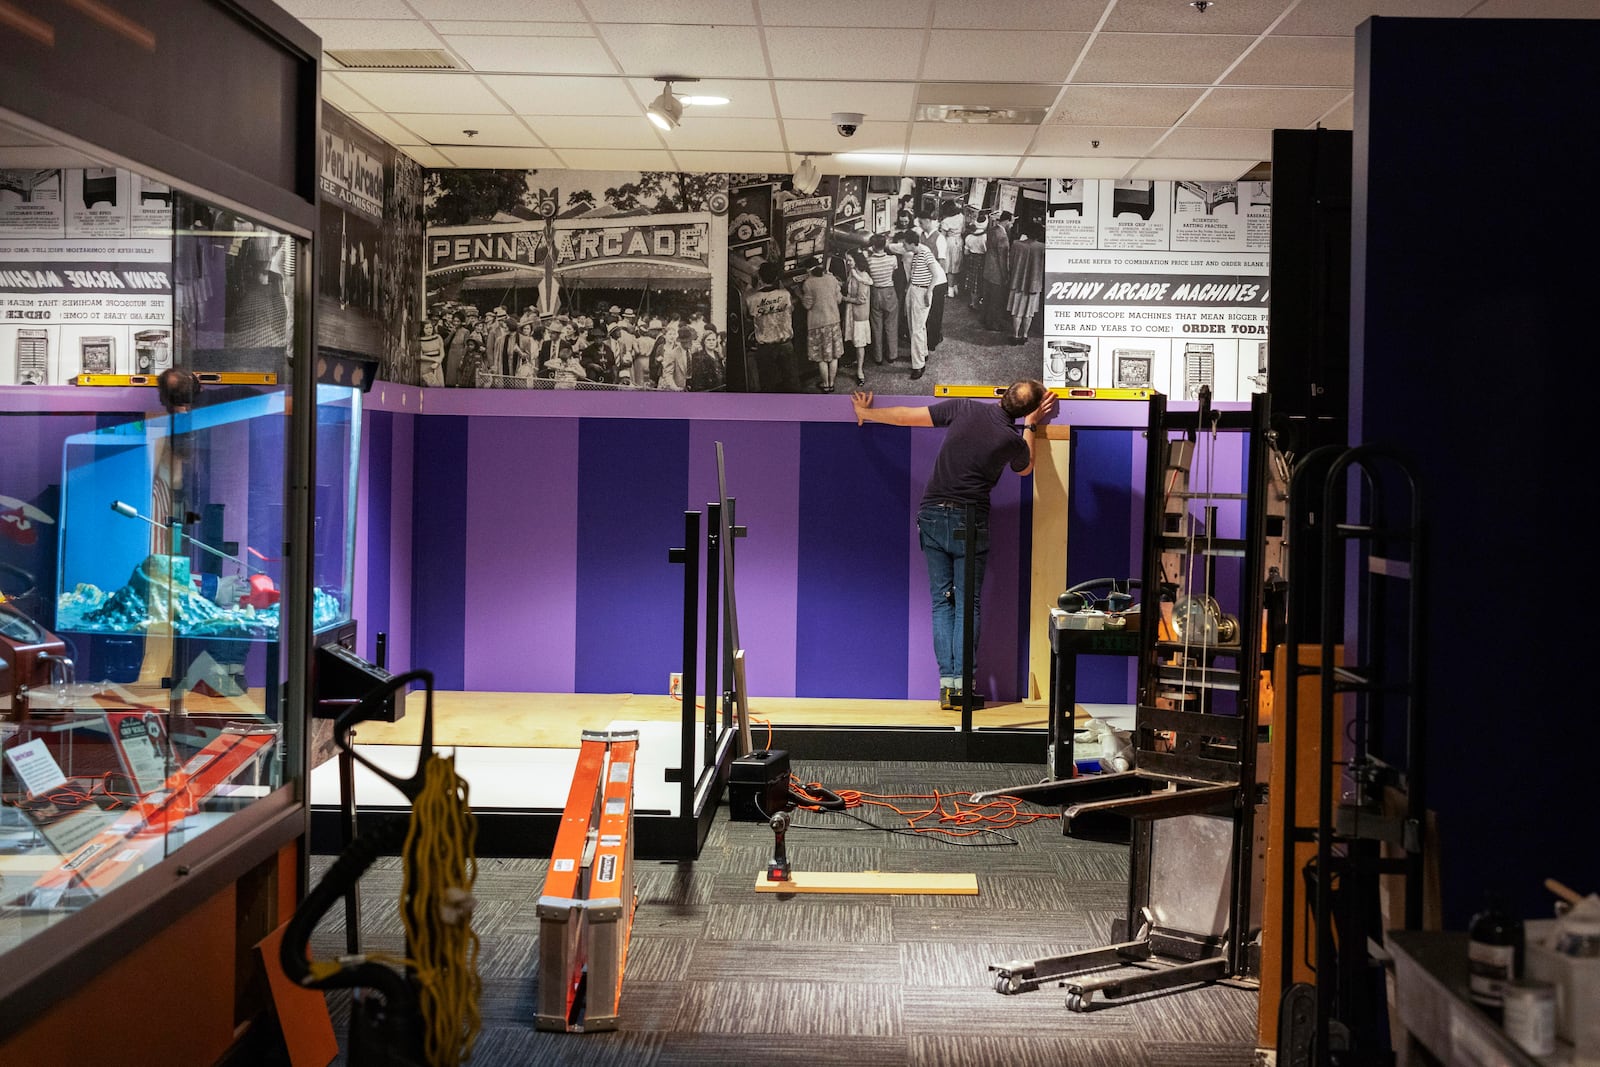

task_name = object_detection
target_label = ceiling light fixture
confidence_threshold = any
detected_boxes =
[647,82,684,131]
[645,75,728,131]
[792,153,826,196]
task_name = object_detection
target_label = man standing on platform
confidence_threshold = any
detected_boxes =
[849,379,1057,709]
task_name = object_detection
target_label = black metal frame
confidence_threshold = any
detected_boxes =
[981,390,1276,1010]
[1277,445,1425,1065]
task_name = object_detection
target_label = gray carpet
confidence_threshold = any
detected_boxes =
[306,760,1262,1066]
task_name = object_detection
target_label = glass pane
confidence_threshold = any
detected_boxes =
[0,115,317,953]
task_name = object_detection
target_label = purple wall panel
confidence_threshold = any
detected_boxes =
[386,412,416,672]
[463,416,579,692]
[353,409,371,646]
[688,420,801,698]
[907,433,938,698]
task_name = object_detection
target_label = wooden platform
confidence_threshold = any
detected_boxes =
[754,871,979,895]
[346,690,1080,750]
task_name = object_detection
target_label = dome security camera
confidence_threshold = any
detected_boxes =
[831,111,865,138]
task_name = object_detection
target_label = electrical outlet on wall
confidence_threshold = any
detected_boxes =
[669,672,682,699]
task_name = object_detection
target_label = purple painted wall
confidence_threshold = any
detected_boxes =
[350,389,1234,704]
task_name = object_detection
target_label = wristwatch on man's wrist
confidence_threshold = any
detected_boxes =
[1023,423,1037,433]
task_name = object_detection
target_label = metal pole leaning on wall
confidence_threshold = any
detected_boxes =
[703,502,722,769]
[667,510,701,822]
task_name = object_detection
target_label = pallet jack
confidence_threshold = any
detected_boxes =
[974,390,1282,1012]
[535,729,640,1034]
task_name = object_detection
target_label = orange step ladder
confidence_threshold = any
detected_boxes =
[535,729,639,1033]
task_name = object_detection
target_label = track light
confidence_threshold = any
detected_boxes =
[647,83,684,131]
[793,154,823,196]
[645,75,728,131]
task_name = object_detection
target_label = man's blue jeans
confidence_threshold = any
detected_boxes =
[917,502,988,690]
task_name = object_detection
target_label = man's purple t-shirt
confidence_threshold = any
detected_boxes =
[920,399,1029,510]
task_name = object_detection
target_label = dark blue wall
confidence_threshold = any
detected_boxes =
[1354,16,1600,926]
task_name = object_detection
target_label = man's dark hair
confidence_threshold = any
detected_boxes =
[868,233,887,252]
[1000,379,1045,419]
[758,261,782,285]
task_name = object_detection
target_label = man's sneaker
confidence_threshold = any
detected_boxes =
[939,686,956,710]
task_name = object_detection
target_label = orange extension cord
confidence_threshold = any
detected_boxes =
[668,695,1064,842]
[753,715,1061,843]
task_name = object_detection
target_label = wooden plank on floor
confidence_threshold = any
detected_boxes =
[753,871,979,895]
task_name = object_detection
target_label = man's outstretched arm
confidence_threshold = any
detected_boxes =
[852,390,934,427]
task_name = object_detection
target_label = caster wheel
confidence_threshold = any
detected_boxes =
[994,974,1013,994]
[1066,990,1094,1012]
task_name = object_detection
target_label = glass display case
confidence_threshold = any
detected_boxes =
[0,137,334,961]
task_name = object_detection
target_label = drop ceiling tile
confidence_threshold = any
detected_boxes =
[524,115,665,149]
[773,81,917,123]
[597,24,770,78]
[1029,125,1165,156]
[1471,0,1599,15]
[321,73,379,113]
[1074,32,1257,85]
[1013,156,1144,180]
[278,0,413,17]
[1048,86,1205,127]
[627,78,775,119]
[435,145,564,168]
[478,75,642,116]
[587,0,759,22]
[909,122,1038,154]
[408,0,585,19]
[900,154,1021,177]
[435,21,595,38]
[762,28,925,80]
[389,113,543,147]
[1125,158,1258,181]
[397,144,454,167]
[817,152,905,175]
[332,71,511,113]
[916,83,1061,108]
[1224,36,1354,87]
[1148,125,1272,159]
[924,30,1087,82]
[933,0,1104,31]
[671,150,793,172]
[1317,96,1355,130]
[657,117,785,152]
[550,148,678,170]
[1182,86,1350,129]
[758,0,931,27]
[782,119,907,155]
[1275,0,1474,36]
[345,111,430,146]
[301,18,443,49]
[1103,0,1284,35]
[444,33,615,75]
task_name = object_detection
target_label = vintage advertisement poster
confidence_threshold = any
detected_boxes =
[0,229,172,384]
[1039,178,1270,401]
[0,169,66,238]
[64,168,132,239]
[318,106,388,360]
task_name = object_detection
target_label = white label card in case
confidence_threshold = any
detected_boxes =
[553,858,575,872]
[5,739,68,797]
